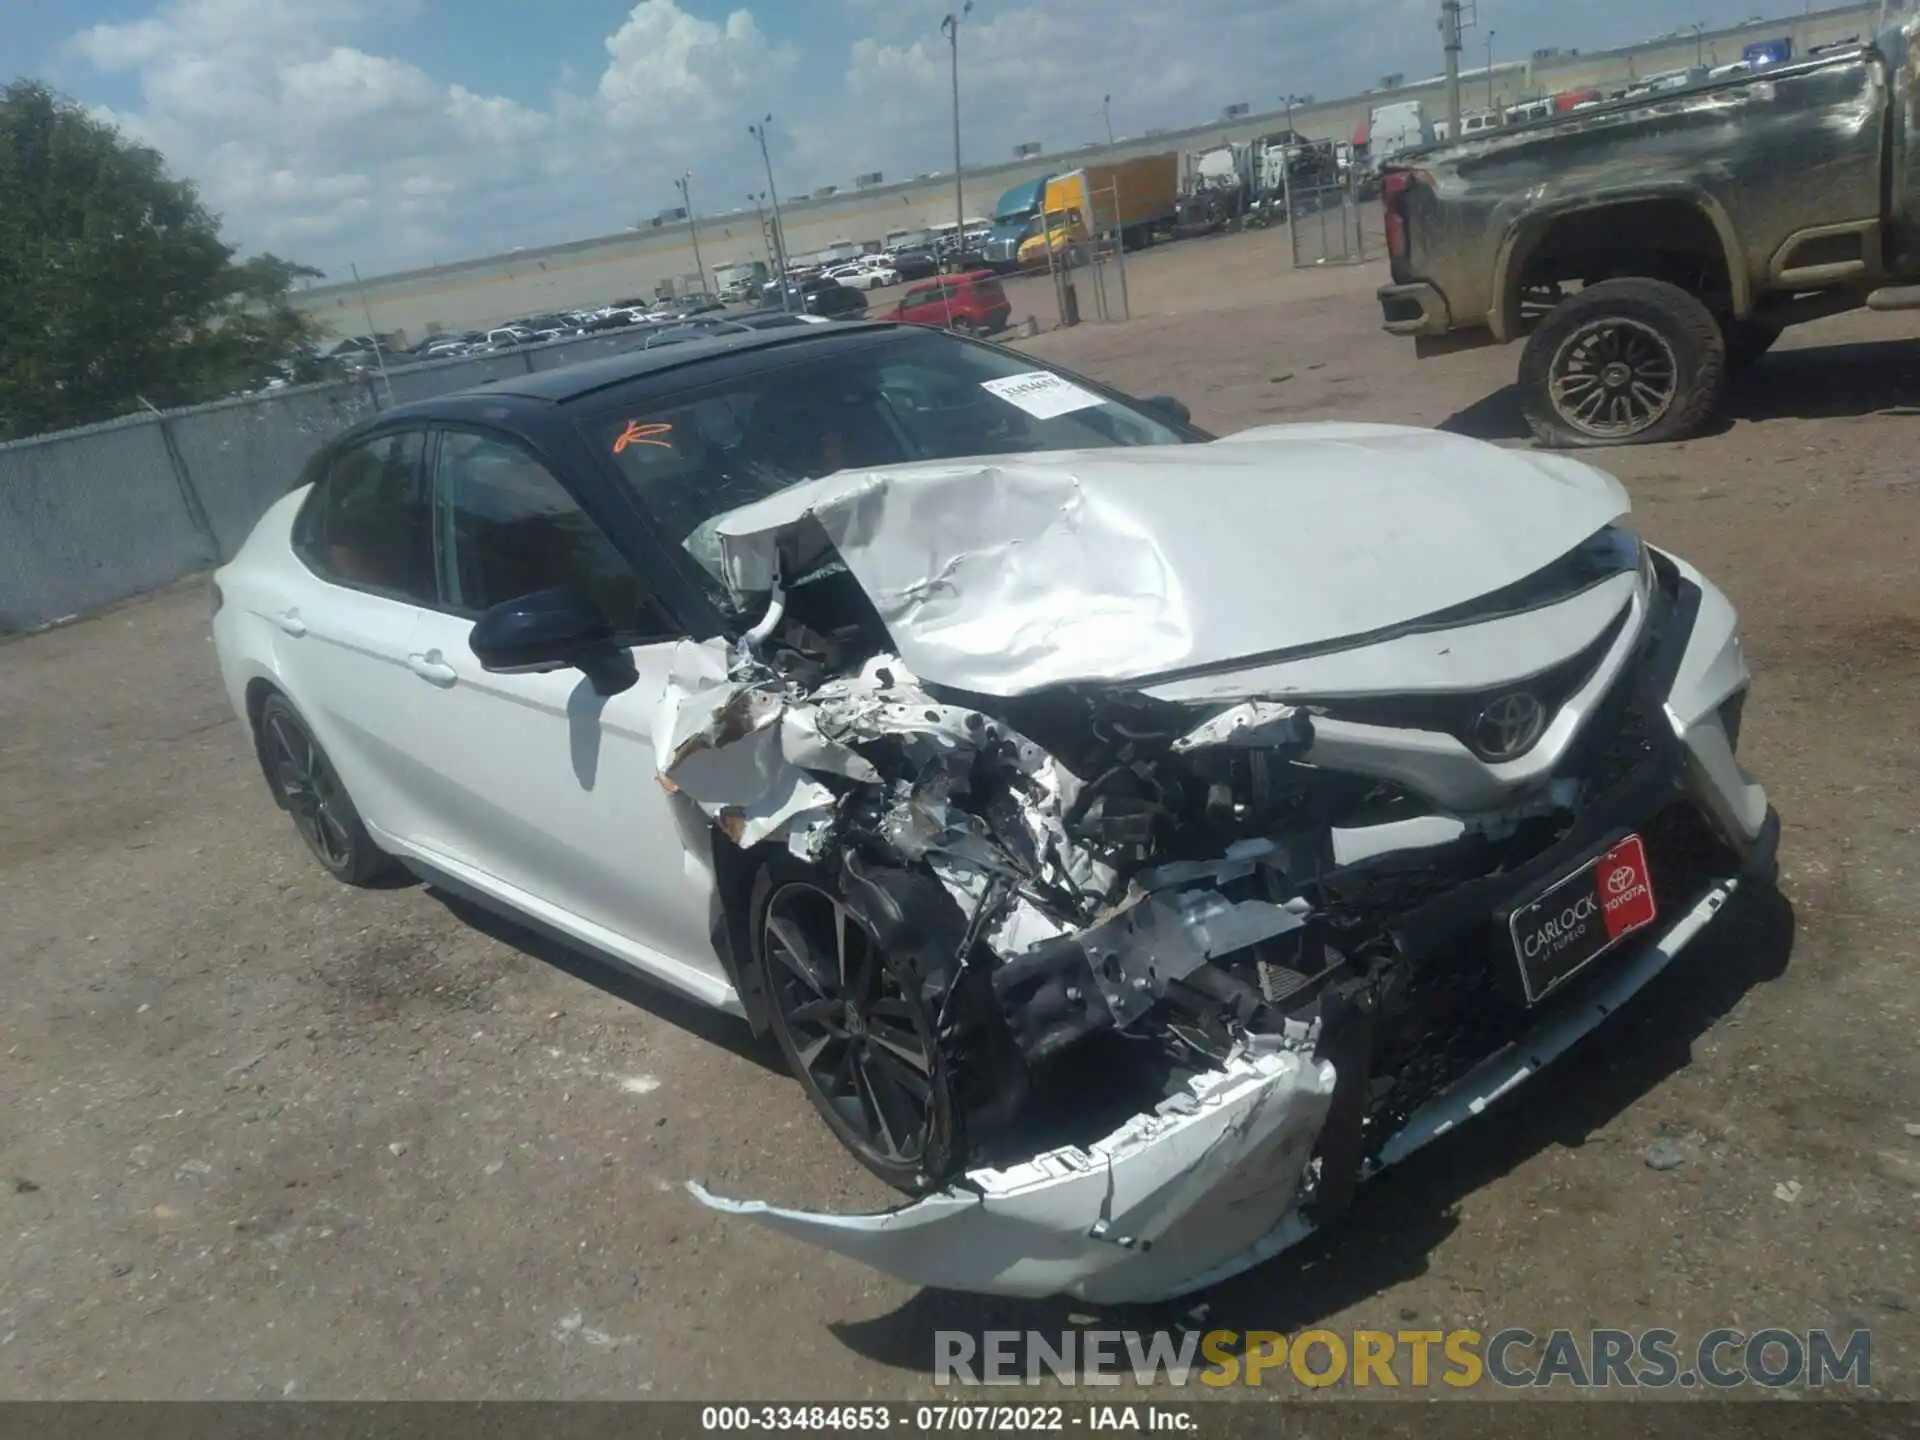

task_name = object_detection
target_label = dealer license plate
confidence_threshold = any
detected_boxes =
[1507,834,1659,1005]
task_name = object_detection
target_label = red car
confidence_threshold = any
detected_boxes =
[882,270,1012,336]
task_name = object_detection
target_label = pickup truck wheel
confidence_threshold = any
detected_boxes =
[1519,277,1726,447]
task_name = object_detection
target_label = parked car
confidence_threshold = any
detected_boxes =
[825,259,901,290]
[888,250,941,281]
[582,310,644,333]
[420,331,485,359]
[798,281,868,318]
[212,319,1776,1305]
[732,310,831,328]
[881,269,1011,335]
[625,319,748,349]
[482,327,540,350]
[1376,10,1920,446]
[764,278,870,318]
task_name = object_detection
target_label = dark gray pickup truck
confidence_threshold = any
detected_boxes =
[1376,6,1920,446]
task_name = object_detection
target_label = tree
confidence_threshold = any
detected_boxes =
[0,80,328,440]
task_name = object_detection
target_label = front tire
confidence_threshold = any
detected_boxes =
[749,857,961,1194]
[256,694,399,886]
[1518,277,1726,448]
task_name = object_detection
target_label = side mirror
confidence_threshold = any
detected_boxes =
[1144,395,1192,425]
[469,588,638,697]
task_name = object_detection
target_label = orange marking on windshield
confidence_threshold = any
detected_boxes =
[613,421,674,453]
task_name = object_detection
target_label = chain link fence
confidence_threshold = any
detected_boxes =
[1277,143,1385,268]
[1027,178,1135,330]
[0,327,652,634]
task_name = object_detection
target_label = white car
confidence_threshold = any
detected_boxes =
[825,260,901,290]
[211,322,1777,1305]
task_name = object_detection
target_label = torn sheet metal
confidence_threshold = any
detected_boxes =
[649,640,844,848]
[707,424,1630,697]
[1171,701,1312,754]
[651,645,1110,909]
[690,872,1748,1303]
[689,1042,1337,1304]
[1073,890,1307,1026]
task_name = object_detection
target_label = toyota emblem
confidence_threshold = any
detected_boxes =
[1471,692,1546,761]
[1606,864,1637,896]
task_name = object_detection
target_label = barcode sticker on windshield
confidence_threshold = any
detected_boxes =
[980,371,1105,420]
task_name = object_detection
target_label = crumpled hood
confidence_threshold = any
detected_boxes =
[712,421,1630,698]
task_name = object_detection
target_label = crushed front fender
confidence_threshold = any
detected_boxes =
[688,1042,1335,1304]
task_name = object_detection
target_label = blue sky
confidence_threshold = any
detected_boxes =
[0,0,1865,275]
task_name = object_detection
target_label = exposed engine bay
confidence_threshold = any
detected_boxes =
[664,593,1645,1187]
[648,431,1774,1301]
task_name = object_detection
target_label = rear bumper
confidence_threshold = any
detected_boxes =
[1378,280,1454,336]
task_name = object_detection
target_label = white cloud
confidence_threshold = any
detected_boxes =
[599,2,794,132]
[64,0,783,273]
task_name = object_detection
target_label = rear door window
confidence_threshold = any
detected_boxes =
[292,429,434,602]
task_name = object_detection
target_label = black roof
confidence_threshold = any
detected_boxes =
[383,320,908,417]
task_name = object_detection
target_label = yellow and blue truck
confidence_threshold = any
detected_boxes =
[1015,153,1180,271]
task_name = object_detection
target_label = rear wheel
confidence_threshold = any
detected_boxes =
[949,316,980,337]
[256,694,399,886]
[1518,277,1726,447]
[750,859,960,1193]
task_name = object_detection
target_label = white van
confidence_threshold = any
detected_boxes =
[1368,101,1433,161]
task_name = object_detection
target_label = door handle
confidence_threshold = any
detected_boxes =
[406,651,457,687]
[273,609,307,637]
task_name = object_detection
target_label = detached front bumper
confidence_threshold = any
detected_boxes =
[693,552,1778,1304]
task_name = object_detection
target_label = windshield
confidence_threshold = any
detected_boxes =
[584,329,1194,593]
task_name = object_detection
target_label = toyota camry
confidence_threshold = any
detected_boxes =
[209,321,1779,1303]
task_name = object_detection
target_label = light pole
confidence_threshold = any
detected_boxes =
[941,3,973,269]
[1101,93,1114,149]
[674,171,706,296]
[747,191,772,285]
[1282,91,1306,141]
[1486,30,1496,110]
[747,116,790,310]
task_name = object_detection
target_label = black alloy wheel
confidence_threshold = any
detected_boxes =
[256,695,397,886]
[754,872,955,1192]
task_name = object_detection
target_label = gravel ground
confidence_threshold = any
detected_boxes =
[3,229,1917,1400]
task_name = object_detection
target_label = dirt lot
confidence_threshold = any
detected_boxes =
[3,228,1918,1401]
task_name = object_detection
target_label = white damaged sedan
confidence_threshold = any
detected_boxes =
[210,321,1778,1304]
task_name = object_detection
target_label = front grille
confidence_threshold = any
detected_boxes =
[1314,607,1628,760]
[1568,682,1658,794]
[1360,798,1739,1150]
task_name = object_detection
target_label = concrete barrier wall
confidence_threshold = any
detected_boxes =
[0,330,657,634]
[0,416,216,632]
